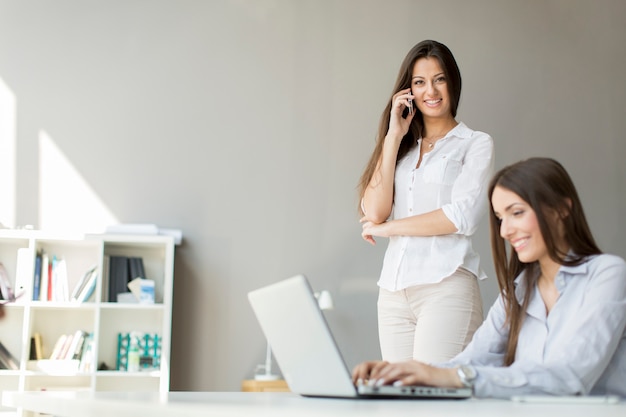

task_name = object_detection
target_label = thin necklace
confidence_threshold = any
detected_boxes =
[421,123,457,149]
[421,133,446,149]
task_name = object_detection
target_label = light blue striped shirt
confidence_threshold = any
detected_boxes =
[447,253,626,398]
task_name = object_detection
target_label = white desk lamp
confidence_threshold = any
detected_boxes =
[254,289,334,381]
[315,290,334,310]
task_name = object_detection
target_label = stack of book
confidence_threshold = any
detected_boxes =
[32,250,98,303]
[108,256,146,302]
[48,330,90,361]
[29,331,94,373]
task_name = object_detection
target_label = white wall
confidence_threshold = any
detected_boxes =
[0,0,624,391]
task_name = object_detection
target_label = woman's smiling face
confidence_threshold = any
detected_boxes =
[491,185,549,265]
[411,57,452,120]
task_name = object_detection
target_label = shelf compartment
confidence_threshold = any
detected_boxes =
[27,306,96,362]
[101,239,171,304]
[31,239,102,303]
[97,307,164,372]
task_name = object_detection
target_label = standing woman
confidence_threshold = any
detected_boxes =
[358,40,494,363]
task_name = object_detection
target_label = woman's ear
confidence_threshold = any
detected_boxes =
[559,198,572,219]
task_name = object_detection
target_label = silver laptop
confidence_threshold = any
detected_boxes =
[248,275,472,399]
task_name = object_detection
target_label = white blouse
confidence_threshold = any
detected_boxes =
[377,122,494,291]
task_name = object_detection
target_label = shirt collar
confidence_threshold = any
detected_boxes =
[417,121,471,142]
[558,261,589,276]
[447,121,471,139]
[512,256,591,303]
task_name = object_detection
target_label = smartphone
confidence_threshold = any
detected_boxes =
[402,98,414,119]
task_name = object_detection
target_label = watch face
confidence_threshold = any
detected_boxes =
[458,365,477,388]
[461,365,477,381]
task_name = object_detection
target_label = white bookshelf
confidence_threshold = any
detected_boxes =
[0,230,175,415]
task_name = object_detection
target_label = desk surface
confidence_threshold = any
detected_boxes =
[3,391,625,417]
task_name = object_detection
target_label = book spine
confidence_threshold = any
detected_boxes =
[50,256,58,302]
[32,251,42,301]
[40,252,49,302]
[77,270,98,302]
[70,331,87,360]
[72,266,97,302]
[56,258,69,302]
[47,254,53,301]
[109,256,130,303]
[49,334,68,360]
[33,333,44,359]
[57,333,74,360]
[79,333,94,372]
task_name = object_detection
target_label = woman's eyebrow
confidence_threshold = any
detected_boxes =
[412,72,445,80]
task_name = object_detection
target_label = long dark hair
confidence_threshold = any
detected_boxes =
[488,157,601,365]
[358,40,462,213]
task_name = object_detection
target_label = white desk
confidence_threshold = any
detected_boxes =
[2,391,625,417]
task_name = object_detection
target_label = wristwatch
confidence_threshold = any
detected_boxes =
[457,365,477,389]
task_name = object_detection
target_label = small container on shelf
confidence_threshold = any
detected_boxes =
[117,332,161,372]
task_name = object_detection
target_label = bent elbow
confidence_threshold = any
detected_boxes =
[360,198,391,223]
[366,210,390,224]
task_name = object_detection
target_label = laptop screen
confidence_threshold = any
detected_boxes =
[248,275,358,397]
[248,275,472,400]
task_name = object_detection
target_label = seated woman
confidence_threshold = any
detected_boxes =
[352,157,626,398]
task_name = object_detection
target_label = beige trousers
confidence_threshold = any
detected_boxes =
[377,269,484,363]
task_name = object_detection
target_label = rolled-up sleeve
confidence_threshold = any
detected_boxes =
[441,132,494,235]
